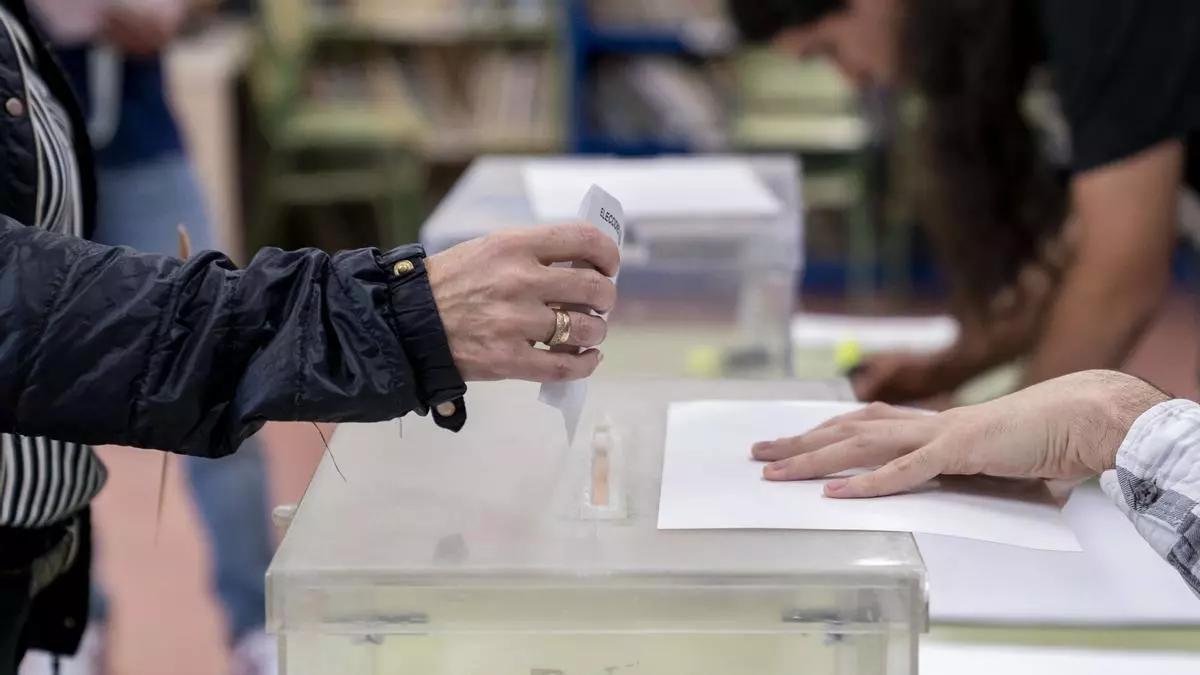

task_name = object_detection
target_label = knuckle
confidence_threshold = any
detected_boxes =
[841,421,865,437]
[551,355,575,381]
[491,230,520,254]
[786,455,813,477]
[865,401,893,417]
[519,264,545,291]
[579,352,600,377]
[586,273,606,305]
[775,437,803,456]
[599,238,620,270]
[590,316,608,345]
[852,430,880,450]
[492,306,523,336]
[771,457,797,477]
[597,277,617,310]
[577,223,603,247]
[893,451,929,475]
[493,266,525,297]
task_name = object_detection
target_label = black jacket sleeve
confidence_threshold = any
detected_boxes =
[0,215,466,458]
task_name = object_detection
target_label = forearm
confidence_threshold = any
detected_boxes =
[1100,399,1200,595]
[931,333,1020,390]
[1022,265,1166,386]
[0,217,463,457]
[1024,141,1182,386]
[922,309,1039,393]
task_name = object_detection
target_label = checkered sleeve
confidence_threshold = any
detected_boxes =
[1100,399,1200,596]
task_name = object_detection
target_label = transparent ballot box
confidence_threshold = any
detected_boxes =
[420,156,803,378]
[268,379,928,674]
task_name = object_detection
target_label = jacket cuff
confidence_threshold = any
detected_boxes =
[379,244,467,431]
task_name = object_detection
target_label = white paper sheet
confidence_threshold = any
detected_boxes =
[657,401,1082,551]
[918,482,1200,624]
[791,313,960,353]
[523,158,783,222]
[922,642,1200,675]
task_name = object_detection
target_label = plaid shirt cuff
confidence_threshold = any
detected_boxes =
[1100,399,1200,596]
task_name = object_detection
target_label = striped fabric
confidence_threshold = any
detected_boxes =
[1101,399,1200,596]
[0,6,105,527]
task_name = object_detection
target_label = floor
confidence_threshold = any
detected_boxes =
[91,421,326,675]
[81,292,1199,675]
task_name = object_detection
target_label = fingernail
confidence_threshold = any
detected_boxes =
[766,461,786,472]
[597,351,604,363]
[751,441,771,455]
[824,479,849,495]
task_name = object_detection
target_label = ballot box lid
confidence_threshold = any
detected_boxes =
[268,379,926,635]
[419,155,803,272]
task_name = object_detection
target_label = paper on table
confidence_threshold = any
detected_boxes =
[523,158,782,222]
[657,400,1081,551]
[918,482,1200,624]
[538,185,624,442]
[791,313,960,354]
[922,642,1200,675]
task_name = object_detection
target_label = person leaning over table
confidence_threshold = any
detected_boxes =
[730,0,1200,403]
[752,369,1200,595]
[0,1,618,671]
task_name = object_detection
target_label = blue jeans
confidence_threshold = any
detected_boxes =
[89,154,273,644]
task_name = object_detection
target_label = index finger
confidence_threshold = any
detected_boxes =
[824,444,946,498]
[523,223,620,277]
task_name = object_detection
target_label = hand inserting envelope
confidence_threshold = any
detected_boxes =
[539,186,625,442]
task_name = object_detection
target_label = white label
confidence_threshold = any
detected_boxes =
[538,185,625,443]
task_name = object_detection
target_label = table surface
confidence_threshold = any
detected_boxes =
[271,378,932,576]
[272,372,1200,630]
[921,481,1200,627]
[921,640,1200,674]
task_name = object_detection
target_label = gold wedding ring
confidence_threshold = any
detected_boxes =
[547,309,572,347]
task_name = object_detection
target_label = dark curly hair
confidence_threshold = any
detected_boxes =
[729,0,1067,313]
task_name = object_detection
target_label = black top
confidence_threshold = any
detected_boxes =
[1039,0,1200,189]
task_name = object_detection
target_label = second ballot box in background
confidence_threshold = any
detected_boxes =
[420,155,803,379]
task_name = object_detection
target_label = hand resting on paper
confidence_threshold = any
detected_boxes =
[426,223,618,382]
[753,370,1168,498]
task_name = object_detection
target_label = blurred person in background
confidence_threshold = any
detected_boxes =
[731,0,1200,403]
[22,2,278,673]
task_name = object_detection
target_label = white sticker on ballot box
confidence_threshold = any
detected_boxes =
[539,185,624,443]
